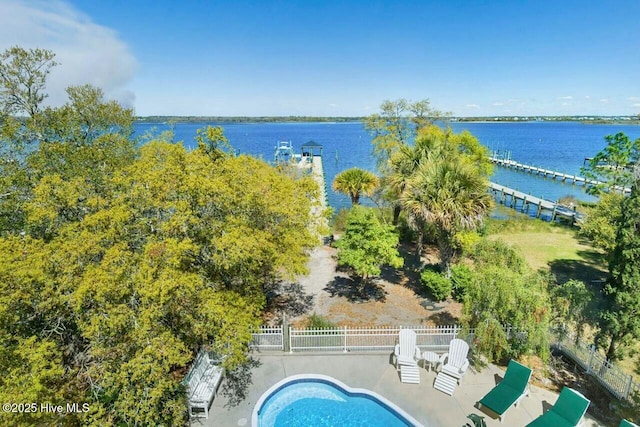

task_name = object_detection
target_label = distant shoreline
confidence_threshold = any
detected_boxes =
[135,116,364,124]
[135,115,639,125]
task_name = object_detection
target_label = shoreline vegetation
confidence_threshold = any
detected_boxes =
[135,115,640,124]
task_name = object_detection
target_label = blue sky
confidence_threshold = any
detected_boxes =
[1,0,639,116]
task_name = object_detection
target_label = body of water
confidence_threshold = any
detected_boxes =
[134,121,640,213]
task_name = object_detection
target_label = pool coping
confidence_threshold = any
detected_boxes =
[251,373,425,427]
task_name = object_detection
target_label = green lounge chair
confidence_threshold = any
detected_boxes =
[526,387,590,427]
[478,359,532,422]
[620,420,639,427]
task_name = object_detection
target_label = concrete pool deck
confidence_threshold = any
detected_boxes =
[196,353,604,427]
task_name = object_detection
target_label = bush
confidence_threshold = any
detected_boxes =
[462,266,551,364]
[395,213,416,243]
[306,313,337,329]
[420,269,452,301]
[331,208,350,232]
[453,231,481,254]
[470,238,527,274]
[450,264,474,302]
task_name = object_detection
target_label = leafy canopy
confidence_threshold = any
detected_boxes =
[597,164,640,361]
[335,206,403,282]
[0,46,57,117]
[581,132,640,195]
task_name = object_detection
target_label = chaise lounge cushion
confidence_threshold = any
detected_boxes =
[479,359,531,416]
[526,387,590,427]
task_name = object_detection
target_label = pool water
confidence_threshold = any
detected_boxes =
[255,377,421,427]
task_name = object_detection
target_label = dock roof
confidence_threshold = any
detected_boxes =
[301,140,322,147]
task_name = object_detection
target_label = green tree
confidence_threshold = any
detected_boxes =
[364,101,452,225]
[0,59,134,236]
[363,98,449,174]
[332,167,379,205]
[0,47,59,233]
[195,125,234,160]
[581,132,640,195]
[37,84,134,145]
[550,279,594,343]
[335,206,403,292]
[24,86,136,239]
[597,164,640,361]
[0,46,57,118]
[578,192,624,255]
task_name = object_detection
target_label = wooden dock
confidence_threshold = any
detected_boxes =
[488,182,582,223]
[310,155,328,213]
[295,155,329,238]
[489,155,631,193]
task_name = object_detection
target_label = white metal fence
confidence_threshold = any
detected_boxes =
[288,324,469,353]
[249,326,284,351]
[553,334,640,401]
[250,324,469,353]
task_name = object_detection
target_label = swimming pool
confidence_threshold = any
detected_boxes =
[252,374,425,427]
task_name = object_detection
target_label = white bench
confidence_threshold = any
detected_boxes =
[184,349,224,419]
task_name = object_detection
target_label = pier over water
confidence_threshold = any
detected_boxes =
[488,181,582,224]
[290,141,329,239]
[489,153,631,194]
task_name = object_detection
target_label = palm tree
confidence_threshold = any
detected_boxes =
[386,125,492,226]
[402,155,493,276]
[332,168,379,206]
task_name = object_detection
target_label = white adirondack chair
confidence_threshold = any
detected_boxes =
[393,329,421,384]
[433,338,470,395]
[439,338,470,381]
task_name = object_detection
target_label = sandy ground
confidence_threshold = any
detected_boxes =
[287,243,461,327]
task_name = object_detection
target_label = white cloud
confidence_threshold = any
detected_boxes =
[628,97,640,101]
[328,103,339,108]
[0,0,137,108]
[632,103,640,108]
[584,95,591,100]
[557,96,573,100]
[466,104,479,108]
[600,98,610,103]
[491,102,505,106]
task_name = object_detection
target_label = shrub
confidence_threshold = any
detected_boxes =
[462,266,551,364]
[395,213,416,243]
[453,231,481,254]
[306,313,337,329]
[420,269,452,301]
[450,264,474,302]
[470,238,527,274]
[331,208,350,232]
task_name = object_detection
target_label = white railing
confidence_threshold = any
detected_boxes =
[288,325,468,353]
[554,334,640,401]
[249,326,284,351]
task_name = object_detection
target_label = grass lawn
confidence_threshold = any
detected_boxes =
[486,217,607,284]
